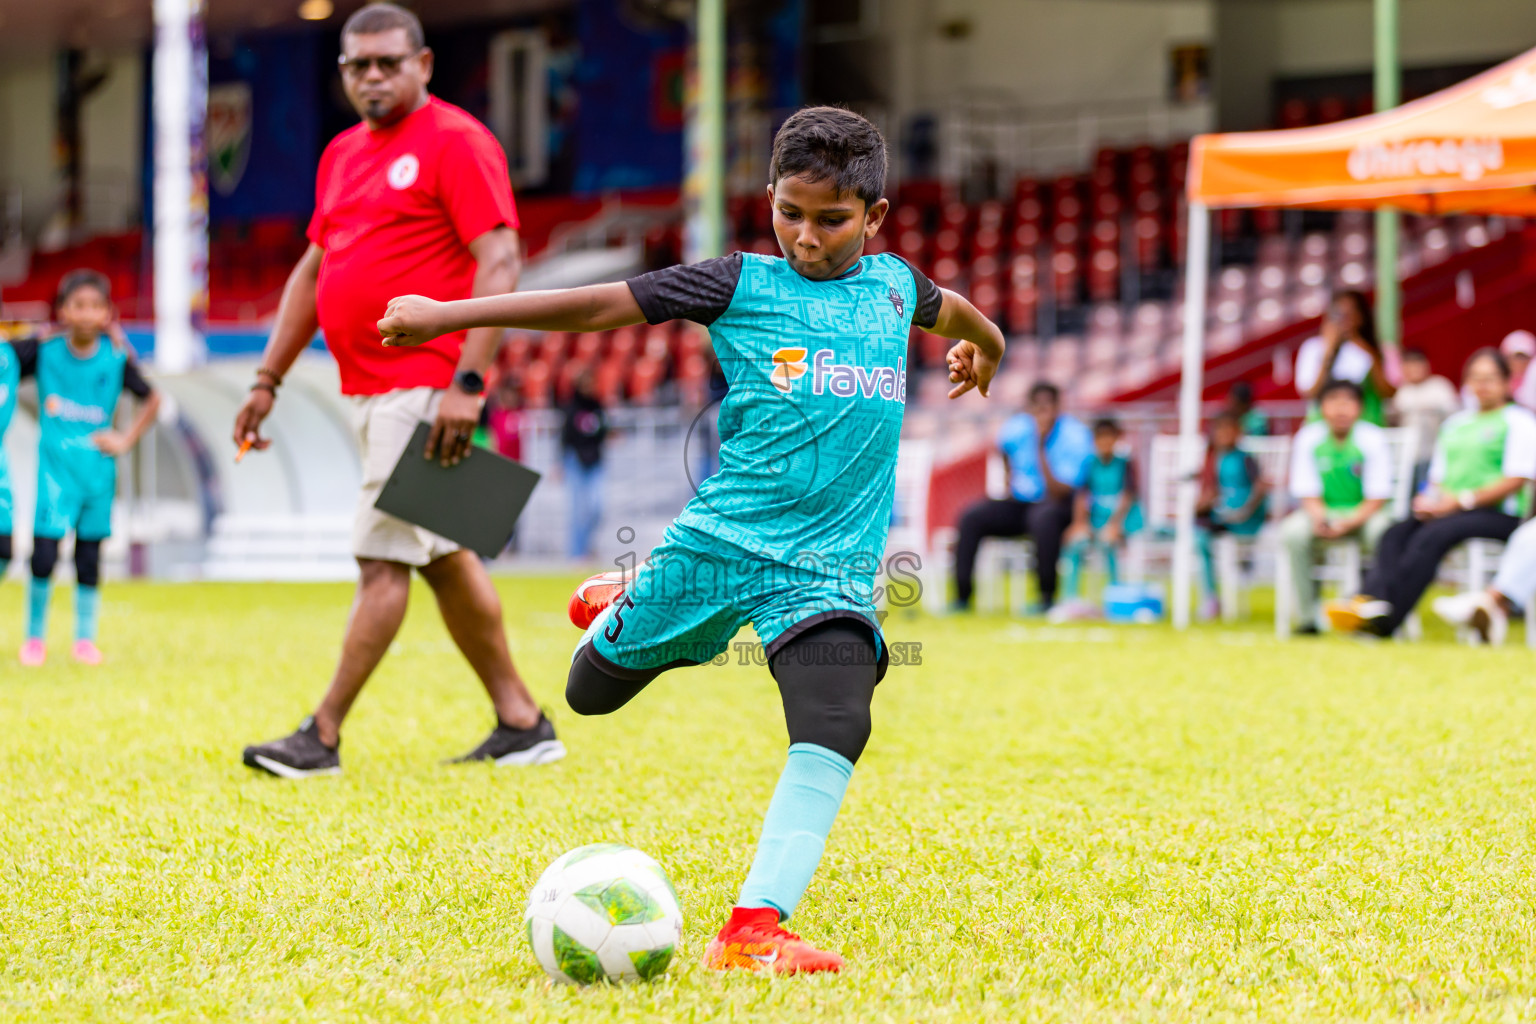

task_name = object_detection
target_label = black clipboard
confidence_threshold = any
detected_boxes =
[373,422,542,559]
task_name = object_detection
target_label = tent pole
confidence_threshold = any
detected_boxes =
[1172,201,1210,631]
[1374,0,1401,350]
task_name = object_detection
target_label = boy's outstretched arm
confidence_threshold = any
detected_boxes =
[930,289,1005,399]
[378,283,646,347]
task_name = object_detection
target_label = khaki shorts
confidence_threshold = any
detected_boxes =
[351,387,461,566]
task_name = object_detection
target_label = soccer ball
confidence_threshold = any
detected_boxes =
[568,571,627,629]
[524,843,683,984]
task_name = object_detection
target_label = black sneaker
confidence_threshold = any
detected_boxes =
[452,712,566,766]
[242,717,341,779]
[1293,623,1321,637]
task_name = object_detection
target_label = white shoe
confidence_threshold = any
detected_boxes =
[1432,591,1507,646]
[1430,591,1484,628]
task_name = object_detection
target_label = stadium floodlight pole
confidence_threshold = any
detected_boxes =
[1374,0,1401,351]
[684,0,727,263]
[151,0,209,373]
[1171,201,1211,631]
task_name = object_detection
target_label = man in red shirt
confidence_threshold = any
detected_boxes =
[233,3,561,777]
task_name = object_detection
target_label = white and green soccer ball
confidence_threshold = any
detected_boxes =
[524,843,683,985]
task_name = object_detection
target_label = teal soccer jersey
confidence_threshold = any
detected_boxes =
[0,341,17,534]
[14,336,155,541]
[592,251,942,671]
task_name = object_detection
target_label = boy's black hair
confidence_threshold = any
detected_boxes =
[769,106,887,208]
[1228,380,1254,406]
[1318,378,1364,404]
[343,2,424,49]
[1466,346,1511,381]
[1027,381,1061,405]
[56,269,111,308]
[1092,417,1122,435]
[1402,347,1430,362]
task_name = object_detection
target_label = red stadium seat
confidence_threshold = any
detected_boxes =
[1279,98,1311,129]
[627,357,665,404]
[1087,247,1119,302]
[522,360,553,407]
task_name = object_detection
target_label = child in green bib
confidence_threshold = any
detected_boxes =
[1278,379,1396,635]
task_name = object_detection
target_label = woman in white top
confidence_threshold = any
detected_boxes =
[1294,290,1396,425]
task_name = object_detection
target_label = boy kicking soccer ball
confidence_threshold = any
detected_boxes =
[378,106,1005,974]
[13,270,160,665]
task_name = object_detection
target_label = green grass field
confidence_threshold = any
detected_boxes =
[4,576,1536,1022]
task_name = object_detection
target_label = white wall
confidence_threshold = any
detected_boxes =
[81,54,144,232]
[1273,0,1536,75]
[0,55,57,237]
[0,50,142,238]
[891,0,1214,111]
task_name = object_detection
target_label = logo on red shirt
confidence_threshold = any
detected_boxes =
[387,154,420,190]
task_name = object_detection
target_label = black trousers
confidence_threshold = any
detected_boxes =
[1360,509,1519,635]
[953,496,1075,607]
[566,619,879,764]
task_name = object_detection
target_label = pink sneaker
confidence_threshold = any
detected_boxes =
[72,640,103,665]
[19,639,45,666]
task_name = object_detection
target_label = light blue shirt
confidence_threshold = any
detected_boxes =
[998,413,1094,502]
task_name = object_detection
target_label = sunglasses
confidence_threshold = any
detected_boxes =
[337,51,419,77]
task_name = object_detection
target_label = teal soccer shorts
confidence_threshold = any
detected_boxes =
[588,523,888,679]
[34,454,115,541]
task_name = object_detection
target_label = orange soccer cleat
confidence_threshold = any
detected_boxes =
[567,570,628,629]
[703,907,845,974]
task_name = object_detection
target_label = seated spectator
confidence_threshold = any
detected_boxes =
[1294,289,1395,426]
[1504,330,1536,409]
[1279,380,1394,636]
[951,382,1093,614]
[1195,412,1268,620]
[1431,516,1536,646]
[1391,347,1458,492]
[1225,380,1268,437]
[1328,348,1536,637]
[1062,417,1143,599]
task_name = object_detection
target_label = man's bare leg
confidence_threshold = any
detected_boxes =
[312,558,412,746]
[419,550,540,729]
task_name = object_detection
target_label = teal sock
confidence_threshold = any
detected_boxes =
[27,577,51,640]
[737,743,854,921]
[1062,540,1085,599]
[76,584,100,642]
[1104,545,1120,586]
[1196,531,1218,596]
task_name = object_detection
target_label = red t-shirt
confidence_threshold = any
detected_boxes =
[308,97,518,395]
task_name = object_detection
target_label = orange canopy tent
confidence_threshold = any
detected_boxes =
[1168,46,1536,627]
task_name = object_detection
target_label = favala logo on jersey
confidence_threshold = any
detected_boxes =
[769,348,808,393]
[43,394,108,425]
[767,348,906,402]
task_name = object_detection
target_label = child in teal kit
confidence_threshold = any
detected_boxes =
[1195,411,1268,619]
[0,339,19,580]
[1062,417,1142,598]
[14,271,161,666]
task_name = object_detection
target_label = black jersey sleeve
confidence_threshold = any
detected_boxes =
[626,253,744,326]
[121,356,155,399]
[9,338,39,379]
[894,255,944,330]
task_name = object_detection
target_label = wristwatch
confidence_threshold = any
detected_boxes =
[454,369,486,396]
[1458,490,1477,510]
